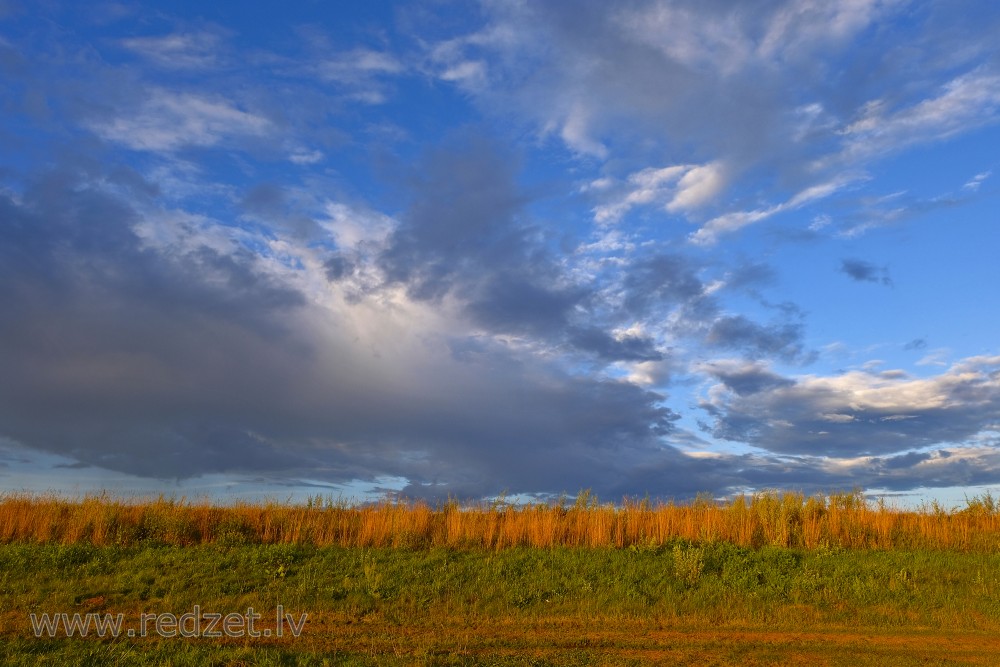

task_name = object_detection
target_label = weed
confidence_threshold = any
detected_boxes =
[672,543,705,587]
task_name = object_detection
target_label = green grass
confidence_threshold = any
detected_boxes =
[3,542,1000,664]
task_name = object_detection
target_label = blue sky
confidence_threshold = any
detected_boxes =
[2,0,999,505]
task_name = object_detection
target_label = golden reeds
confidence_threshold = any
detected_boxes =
[1,489,999,551]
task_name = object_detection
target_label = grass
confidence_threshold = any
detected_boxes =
[3,488,1000,550]
[2,542,1000,663]
[3,491,1000,664]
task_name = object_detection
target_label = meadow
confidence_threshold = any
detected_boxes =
[3,490,1000,665]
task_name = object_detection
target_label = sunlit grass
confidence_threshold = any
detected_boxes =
[2,488,999,550]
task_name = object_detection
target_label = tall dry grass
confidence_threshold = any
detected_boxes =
[1,490,999,551]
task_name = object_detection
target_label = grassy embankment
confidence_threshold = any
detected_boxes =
[3,490,1000,665]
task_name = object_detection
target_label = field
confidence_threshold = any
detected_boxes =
[3,491,1000,665]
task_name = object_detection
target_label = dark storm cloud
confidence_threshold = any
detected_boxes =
[699,360,795,396]
[0,164,693,497]
[0,168,319,477]
[840,258,892,285]
[4,169,1000,506]
[621,253,707,317]
[323,253,355,281]
[371,132,688,361]
[726,261,777,291]
[241,183,286,215]
[699,357,1000,457]
[717,448,1000,496]
[481,443,1000,502]
[879,451,933,470]
[613,252,814,364]
[370,136,809,370]
[705,315,812,363]
[378,133,532,301]
[363,368,683,500]
[240,183,322,240]
[465,277,586,337]
[568,327,663,362]
[107,165,161,199]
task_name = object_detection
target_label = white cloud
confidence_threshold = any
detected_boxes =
[821,413,856,423]
[689,208,771,246]
[91,90,271,151]
[618,0,900,75]
[316,48,404,104]
[667,162,727,212]
[616,4,752,76]
[121,31,224,69]
[838,68,1000,163]
[289,148,324,165]
[690,173,858,245]
[700,356,1000,456]
[579,176,614,193]
[794,359,1000,413]
[917,348,951,367]
[560,103,608,158]
[592,162,724,224]
[964,170,992,191]
[319,49,403,82]
[624,359,673,386]
[439,60,488,88]
[809,214,832,231]
[320,201,396,249]
[420,0,999,253]
[759,0,902,62]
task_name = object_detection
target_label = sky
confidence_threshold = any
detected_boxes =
[1,0,999,506]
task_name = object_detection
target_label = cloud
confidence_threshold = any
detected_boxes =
[964,170,992,191]
[316,48,404,104]
[429,0,1000,250]
[320,49,403,81]
[825,181,987,238]
[619,0,904,74]
[697,359,796,396]
[370,132,616,350]
[560,103,608,158]
[620,253,708,317]
[4,162,998,500]
[840,258,892,285]
[0,162,691,498]
[724,262,778,291]
[917,348,951,367]
[438,60,488,87]
[668,162,727,211]
[288,148,324,165]
[704,315,812,363]
[836,68,1000,165]
[0,169,313,477]
[90,89,272,151]
[121,31,226,70]
[690,174,858,245]
[699,356,1000,457]
[568,327,663,362]
[592,166,687,224]
[758,0,906,62]
[592,162,725,224]
[611,252,812,365]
